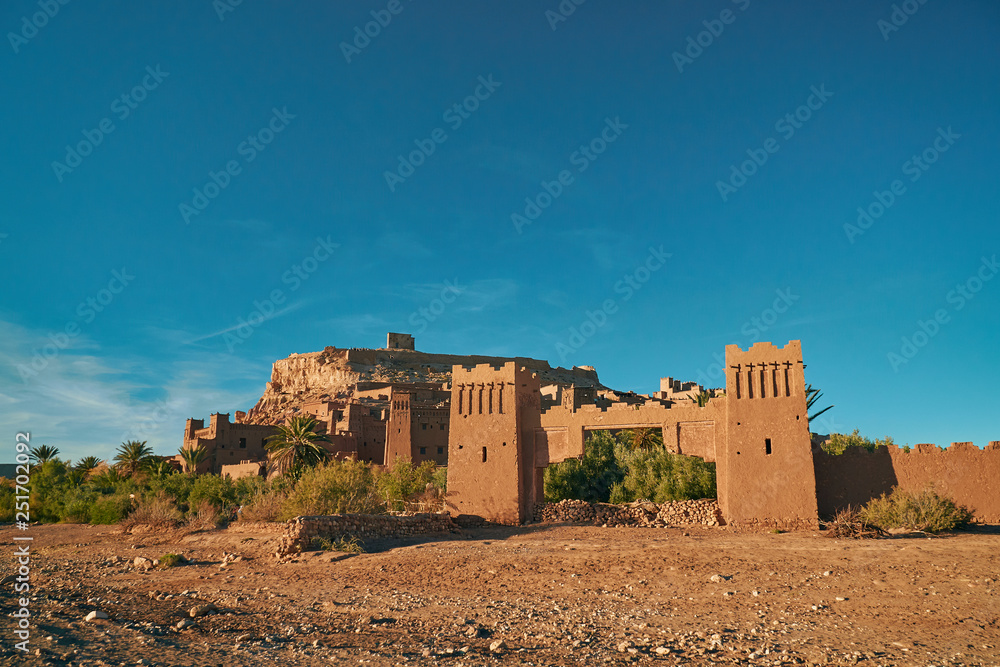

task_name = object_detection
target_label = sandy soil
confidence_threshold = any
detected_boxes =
[1,521,998,666]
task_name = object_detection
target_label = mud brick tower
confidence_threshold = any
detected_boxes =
[445,363,541,524]
[722,341,819,528]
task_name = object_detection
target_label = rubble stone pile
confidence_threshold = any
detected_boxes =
[278,512,458,555]
[532,498,724,527]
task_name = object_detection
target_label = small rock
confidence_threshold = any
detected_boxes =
[176,618,194,630]
[189,603,217,618]
[84,610,108,621]
[709,574,731,583]
[133,557,153,571]
[655,646,670,655]
[489,639,507,653]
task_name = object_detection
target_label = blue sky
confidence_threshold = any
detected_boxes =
[2,1,998,464]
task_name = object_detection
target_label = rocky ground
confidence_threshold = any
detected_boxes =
[1,521,998,666]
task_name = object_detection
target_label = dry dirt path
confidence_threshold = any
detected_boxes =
[2,522,998,666]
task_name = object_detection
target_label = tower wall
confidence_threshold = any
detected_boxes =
[445,363,540,524]
[722,341,818,528]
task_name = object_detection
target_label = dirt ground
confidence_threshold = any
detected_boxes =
[1,521,998,667]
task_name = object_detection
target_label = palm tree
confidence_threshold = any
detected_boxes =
[625,427,662,452]
[90,466,123,491]
[688,390,714,407]
[75,455,103,473]
[29,444,60,464]
[265,416,330,476]
[114,440,154,477]
[178,445,209,474]
[805,384,834,423]
[143,458,176,477]
[66,468,87,487]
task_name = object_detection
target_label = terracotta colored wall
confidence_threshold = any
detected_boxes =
[384,392,412,464]
[722,342,818,528]
[814,441,1000,522]
[446,363,539,524]
[182,413,278,474]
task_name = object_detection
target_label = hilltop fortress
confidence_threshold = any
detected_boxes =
[179,333,1000,527]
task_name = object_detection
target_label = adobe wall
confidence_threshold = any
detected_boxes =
[814,441,1000,522]
[384,392,413,464]
[220,460,266,480]
[722,341,818,528]
[182,413,278,474]
[536,399,726,466]
[277,512,458,556]
[445,363,540,524]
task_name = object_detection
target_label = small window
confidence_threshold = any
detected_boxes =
[765,438,772,455]
[482,446,487,463]
[437,447,444,454]
[422,423,428,430]
[419,447,426,455]
[239,438,247,449]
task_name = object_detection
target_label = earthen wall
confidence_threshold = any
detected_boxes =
[277,512,458,555]
[814,441,1000,522]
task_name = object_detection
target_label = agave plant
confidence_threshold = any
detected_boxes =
[265,416,330,477]
[29,444,60,464]
[178,445,209,474]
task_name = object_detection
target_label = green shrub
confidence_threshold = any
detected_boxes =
[0,479,14,523]
[90,494,133,524]
[311,535,365,553]
[121,491,183,530]
[610,445,716,504]
[29,460,71,523]
[280,459,381,520]
[158,553,186,568]
[187,474,238,512]
[60,487,98,523]
[545,430,716,504]
[239,489,286,522]
[431,466,447,493]
[376,459,439,511]
[823,429,894,455]
[859,486,973,533]
[545,431,624,503]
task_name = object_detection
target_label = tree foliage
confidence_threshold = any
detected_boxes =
[822,429,895,455]
[544,429,717,504]
[265,416,331,476]
[114,440,154,477]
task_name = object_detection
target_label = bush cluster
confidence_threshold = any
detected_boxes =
[543,430,717,504]
[822,429,896,455]
[0,457,447,527]
[859,486,973,533]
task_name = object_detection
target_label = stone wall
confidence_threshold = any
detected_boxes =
[277,512,459,555]
[533,499,724,527]
[814,441,1000,522]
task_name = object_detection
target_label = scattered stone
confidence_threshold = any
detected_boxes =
[189,603,218,618]
[84,610,108,621]
[489,639,507,653]
[176,619,194,630]
[133,557,153,571]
